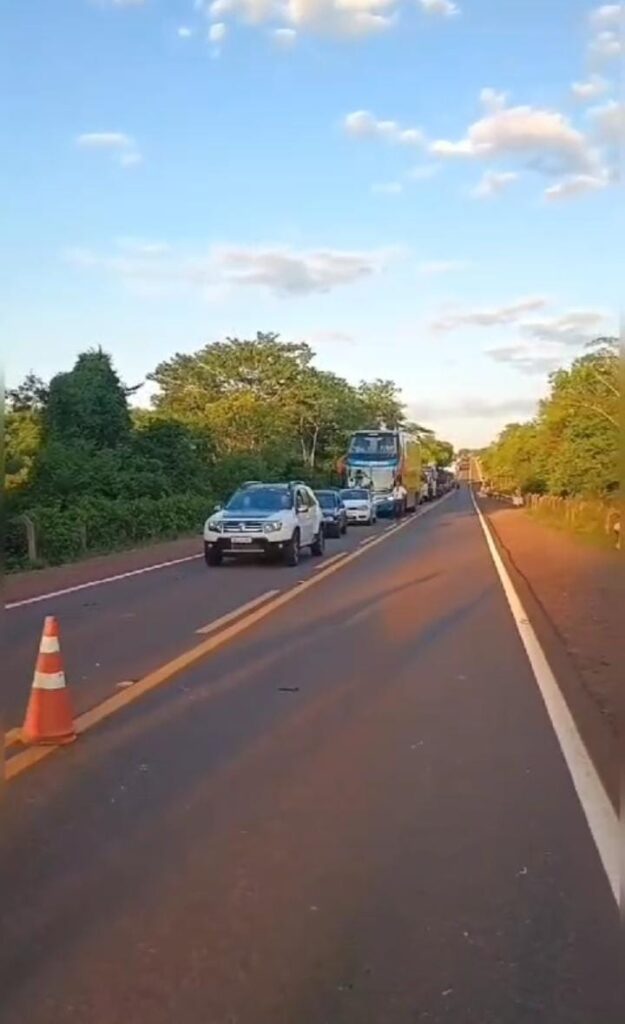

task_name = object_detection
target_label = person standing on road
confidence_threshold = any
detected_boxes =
[392,480,407,518]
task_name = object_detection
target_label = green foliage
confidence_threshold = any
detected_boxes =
[6,336,444,570]
[44,348,132,448]
[483,338,618,498]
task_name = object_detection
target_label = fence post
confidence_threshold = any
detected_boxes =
[21,514,37,563]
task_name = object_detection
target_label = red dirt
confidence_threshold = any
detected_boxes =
[484,503,622,736]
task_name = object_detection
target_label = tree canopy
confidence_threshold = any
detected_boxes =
[482,338,618,497]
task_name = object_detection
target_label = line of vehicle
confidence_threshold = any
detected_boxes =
[6,554,204,611]
[470,489,620,908]
[5,493,451,782]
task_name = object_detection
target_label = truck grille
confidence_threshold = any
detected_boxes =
[222,520,264,533]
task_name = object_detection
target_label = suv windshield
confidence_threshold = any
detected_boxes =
[341,489,369,501]
[226,487,293,513]
[316,492,338,509]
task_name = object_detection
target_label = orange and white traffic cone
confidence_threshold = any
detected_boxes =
[22,616,76,746]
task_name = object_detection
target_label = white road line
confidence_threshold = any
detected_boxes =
[471,490,620,907]
[196,590,280,635]
[6,553,204,611]
[314,552,347,571]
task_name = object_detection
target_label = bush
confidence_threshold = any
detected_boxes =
[7,493,214,571]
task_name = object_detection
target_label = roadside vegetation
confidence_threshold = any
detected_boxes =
[5,333,453,570]
[480,337,620,547]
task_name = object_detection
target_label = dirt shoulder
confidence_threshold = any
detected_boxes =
[482,499,622,803]
[5,535,202,605]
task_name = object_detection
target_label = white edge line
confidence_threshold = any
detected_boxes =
[471,490,620,907]
[314,552,347,571]
[6,554,203,610]
[196,590,280,635]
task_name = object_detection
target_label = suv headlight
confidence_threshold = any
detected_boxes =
[207,518,222,533]
[263,520,283,533]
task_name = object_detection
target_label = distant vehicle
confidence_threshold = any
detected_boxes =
[337,428,422,515]
[340,487,377,526]
[204,482,325,567]
[315,489,348,538]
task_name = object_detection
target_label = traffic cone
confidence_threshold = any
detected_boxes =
[22,616,76,745]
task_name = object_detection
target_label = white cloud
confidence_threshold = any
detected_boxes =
[371,181,403,195]
[486,344,567,377]
[589,4,623,29]
[75,132,142,167]
[470,169,518,198]
[178,26,194,38]
[273,27,297,45]
[418,0,460,16]
[408,164,438,180]
[417,259,471,274]
[589,29,623,60]
[201,0,398,37]
[588,98,625,146]
[571,74,609,101]
[209,21,227,42]
[431,297,548,332]
[65,240,395,297]
[519,310,607,346]
[344,110,424,145]
[544,172,609,200]
[430,90,599,177]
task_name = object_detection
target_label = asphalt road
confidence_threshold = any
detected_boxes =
[4,515,384,729]
[1,487,622,1024]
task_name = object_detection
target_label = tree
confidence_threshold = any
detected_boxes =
[7,372,49,412]
[44,348,133,449]
[356,379,405,428]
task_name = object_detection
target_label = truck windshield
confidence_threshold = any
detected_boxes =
[348,433,398,457]
[226,488,292,512]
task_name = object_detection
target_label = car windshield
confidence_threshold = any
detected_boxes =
[226,487,292,512]
[316,492,337,509]
[341,489,369,501]
[348,432,398,457]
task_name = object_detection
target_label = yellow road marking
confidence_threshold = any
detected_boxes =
[195,590,280,635]
[4,492,452,782]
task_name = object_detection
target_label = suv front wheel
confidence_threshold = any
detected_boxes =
[284,530,300,567]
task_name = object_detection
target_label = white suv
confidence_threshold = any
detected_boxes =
[204,482,325,567]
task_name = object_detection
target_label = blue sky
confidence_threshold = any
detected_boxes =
[2,0,622,446]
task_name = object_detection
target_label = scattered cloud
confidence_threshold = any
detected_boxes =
[519,310,607,345]
[371,181,403,195]
[177,25,194,38]
[590,3,623,28]
[75,132,142,167]
[470,169,518,198]
[571,74,609,101]
[588,98,625,147]
[65,240,396,297]
[273,27,297,46]
[544,171,609,200]
[416,259,472,274]
[418,0,460,16]
[209,21,227,42]
[431,297,548,332]
[310,329,356,346]
[588,5,623,62]
[199,0,398,38]
[344,110,424,145]
[486,344,566,376]
[429,89,599,176]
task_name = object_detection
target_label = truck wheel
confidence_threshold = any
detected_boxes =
[205,545,222,567]
[284,531,300,567]
[311,527,325,557]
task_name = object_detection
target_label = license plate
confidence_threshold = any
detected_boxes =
[232,536,254,545]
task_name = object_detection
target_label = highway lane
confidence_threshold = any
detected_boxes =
[4,517,385,730]
[1,487,622,1024]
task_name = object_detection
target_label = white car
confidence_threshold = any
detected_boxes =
[204,481,325,567]
[340,487,377,525]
